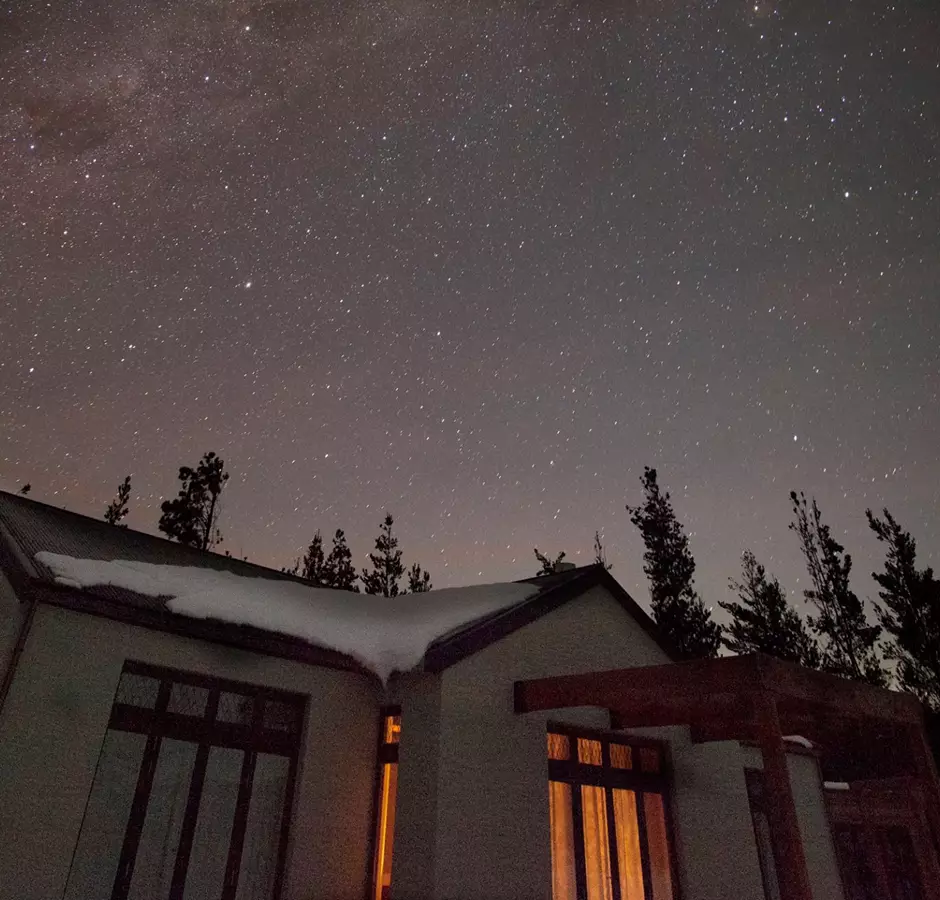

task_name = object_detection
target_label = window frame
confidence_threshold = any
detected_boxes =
[546,722,682,900]
[70,661,305,900]
[368,706,401,900]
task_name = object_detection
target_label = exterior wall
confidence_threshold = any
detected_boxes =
[740,745,845,900]
[0,568,25,695]
[0,603,381,900]
[392,584,767,900]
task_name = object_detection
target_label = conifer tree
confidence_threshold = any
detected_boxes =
[626,467,721,659]
[407,562,432,593]
[158,452,229,551]
[104,475,132,527]
[719,551,820,667]
[362,513,406,597]
[867,508,940,708]
[300,531,329,586]
[593,531,612,571]
[789,491,886,686]
[325,528,360,592]
[534,548,567,576]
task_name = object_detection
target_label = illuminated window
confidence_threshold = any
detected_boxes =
[372,710,401,900]
[547,728,677,900]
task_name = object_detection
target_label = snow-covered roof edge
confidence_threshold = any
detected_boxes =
[34,552,539,681]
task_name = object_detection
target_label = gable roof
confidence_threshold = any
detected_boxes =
[0,490,674,677]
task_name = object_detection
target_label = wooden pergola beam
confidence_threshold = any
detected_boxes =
[754,694,814,900]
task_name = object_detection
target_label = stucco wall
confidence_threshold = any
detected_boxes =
[0,604,381,900]
[392,584,768,900]
[740,744,845,900]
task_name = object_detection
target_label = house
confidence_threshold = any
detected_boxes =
[0,488,938,900]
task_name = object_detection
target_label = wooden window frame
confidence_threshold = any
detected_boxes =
[368,706,401,900]
[80,661,305,900]
[547,722,682,900]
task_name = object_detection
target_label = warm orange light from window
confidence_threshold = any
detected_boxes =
[373,762,398,900]
[549,781,577,900]
[384,714,401,745]
[610,743,632,770]
[578,738,603,766]
[548,733,571,761]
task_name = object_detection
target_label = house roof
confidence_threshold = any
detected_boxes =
[0,490,672,678]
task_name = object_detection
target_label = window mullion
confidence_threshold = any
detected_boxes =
[572,782,589,900]
[635,792,654,900]
[169,690,221,897]
[605,786,623,900]
[110,679,172,900]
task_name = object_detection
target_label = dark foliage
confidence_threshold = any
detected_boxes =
[158,452,229,551]
[867,508,940,708]
[789,491,886,686]
[361,513,406,597]
[534,548,567,576]
[719,550,820,667]
[626,466,721,659]
[104,475,132,527]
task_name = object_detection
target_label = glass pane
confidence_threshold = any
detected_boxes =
[610,744,632,770]
[263,699,300,733]
[643,793,675,900]
[183,747,242,900]
[218,692,255,724]
[372,762,398,900]
[115,671,161,708]
[64,730,148,900]
[581,785,614,900]
[612,789,645,900]
[236,754,290,900]
[638,747,661,774]
[128,739,198,900]
[548,781,577,900]
[547,733,571,761]
[168,683,209,718]
[384,714,401,745]
[578,738,603,766]
[753,809,782,900]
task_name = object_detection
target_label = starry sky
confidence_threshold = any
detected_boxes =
[1,0,938,615]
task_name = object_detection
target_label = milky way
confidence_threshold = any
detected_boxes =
[1,0,938,613]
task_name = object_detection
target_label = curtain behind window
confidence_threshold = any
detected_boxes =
[549,782,577,900]
[581,786,614,900]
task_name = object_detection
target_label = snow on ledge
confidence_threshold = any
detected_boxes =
[34,553,537,681]
[823,781,850,791]
[783,735,814,749]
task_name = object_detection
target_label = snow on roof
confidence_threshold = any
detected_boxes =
[35,552,537,680]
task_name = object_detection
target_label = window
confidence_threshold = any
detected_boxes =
[745,769,782,900]
[547,727,678,900]
[64,663,304,900]
[372,709,401,900]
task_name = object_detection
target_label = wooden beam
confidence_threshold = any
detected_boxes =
[754,693,813,900]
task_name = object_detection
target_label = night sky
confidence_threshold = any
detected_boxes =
[1,0,938,614]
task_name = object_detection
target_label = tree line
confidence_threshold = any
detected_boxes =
[93,452,432,597]
[32,451,938,709]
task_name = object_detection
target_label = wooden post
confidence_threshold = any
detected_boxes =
[754,694,814,900]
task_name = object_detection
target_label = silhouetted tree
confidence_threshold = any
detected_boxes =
[19,483,30,495]
[626,467,721,659]
[593,531,612,571]
[325,528,360,592]
[867,508,940,708]
[790,491,886,686]
[158,452,229,551]
[104,475,132,527]
[300,531,329,586]
[534,548,567,576]
[407,562,432,593]
[719,550,820,667]
[362,513,406,597]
